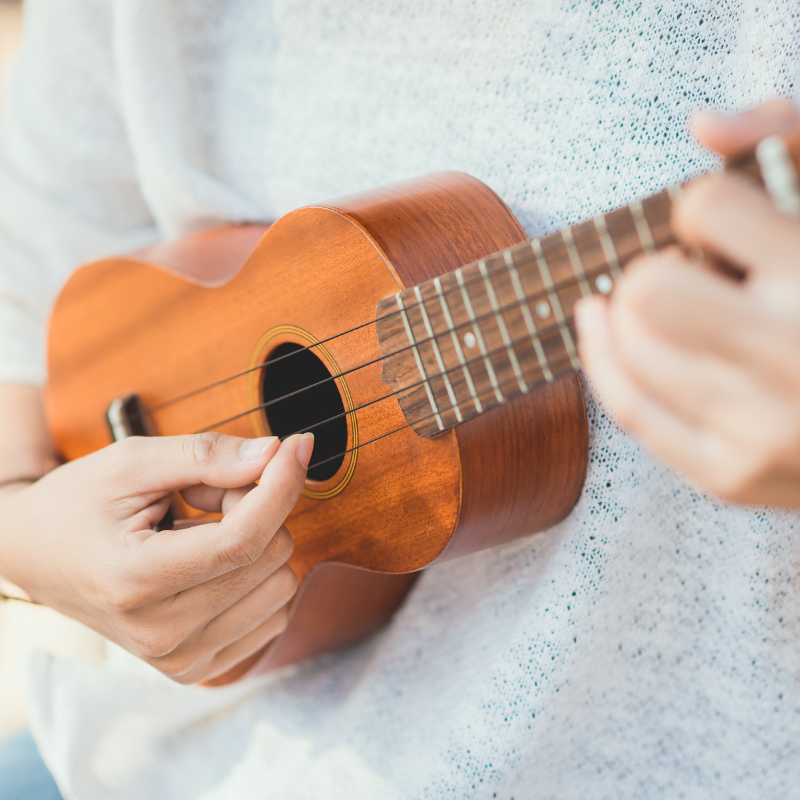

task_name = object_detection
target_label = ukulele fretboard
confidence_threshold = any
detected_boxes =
[376,189,675,437]
[376,131,800,438]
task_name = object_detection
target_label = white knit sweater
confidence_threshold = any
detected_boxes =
[2,1,799,798]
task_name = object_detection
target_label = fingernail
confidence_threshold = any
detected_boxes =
[239,436,278,461]
[295,433,315,469]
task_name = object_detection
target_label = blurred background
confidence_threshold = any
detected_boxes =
[0,0,105,738]
[0,0,21,107]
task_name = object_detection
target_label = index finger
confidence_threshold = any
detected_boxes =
[693,100,800,159]
[130,433,313,594]
[673,172,800,277]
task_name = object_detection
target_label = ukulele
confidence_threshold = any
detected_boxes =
[45,132,800,685]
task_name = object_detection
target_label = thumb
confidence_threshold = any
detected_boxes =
[99,432,281,499]
[127,433,314,592]
[214,433,313,570]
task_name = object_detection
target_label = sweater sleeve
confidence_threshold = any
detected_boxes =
[0,0,157,385]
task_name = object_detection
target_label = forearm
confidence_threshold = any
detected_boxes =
[0,385,58,588]
[0,385,58,487]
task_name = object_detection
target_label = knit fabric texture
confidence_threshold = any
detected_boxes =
[0,0,798,797]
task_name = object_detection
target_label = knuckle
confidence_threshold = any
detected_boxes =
[168,671,197,686]
[216,532,263,571]
[185,432,224,467]
[103,436,145,480]
[619,261,669,321]
[267,527,294,564]
[712,474,752,504]
[675,175,747,242]
[272,482,302,513]
[273,564,299,605]
[113,435,145,457]
[151,654,195,682]
[107,582,149,615]
[614,328,650,376]
[788,418,800,451]
[678,176,724,227]
[271,606,291,637]
[704,468,741,501]
[132,627,182,660]
[608,393,641,434]
[709,452,773,503]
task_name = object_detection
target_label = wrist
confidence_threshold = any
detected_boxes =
[0,481,37,596]
[0,475,41,493]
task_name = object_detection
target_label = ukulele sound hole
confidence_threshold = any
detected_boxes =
[261,342,347,482]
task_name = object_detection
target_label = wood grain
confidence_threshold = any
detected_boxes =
[46,173,588,683]
[328,173,588,562]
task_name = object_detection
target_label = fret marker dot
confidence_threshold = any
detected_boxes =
[536,301,551,319]
[463,332,477,349]
[595,274,613,295]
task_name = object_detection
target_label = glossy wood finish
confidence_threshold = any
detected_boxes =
[46,173,588,683]
[323,173,588,564]
[374,191,674,439]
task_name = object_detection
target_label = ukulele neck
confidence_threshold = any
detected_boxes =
[376,132,800,438]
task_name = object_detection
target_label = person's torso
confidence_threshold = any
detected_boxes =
[26,2,800,797]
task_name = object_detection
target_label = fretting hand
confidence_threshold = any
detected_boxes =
[0,418,313,684]
[577,100,800,509]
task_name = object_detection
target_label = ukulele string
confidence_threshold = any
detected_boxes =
[303,350,579,471]
[193,301,583,437]
[149,253,537,413]
[182,256,618,434]
[148,243,545,412]
[148,224,625,415]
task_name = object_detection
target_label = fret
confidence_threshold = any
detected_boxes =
[562,227,592,298]
[433,277,483,414]
[478,260,527,394]
[756,135,800,218]
[395,293,445,431]
[593,213,622,280]
[630,200,656,253]
[413,286,462,423]
[503,249,554,383]
[456,268,504,404]
[531,240,581,371]
[375,138,793,441]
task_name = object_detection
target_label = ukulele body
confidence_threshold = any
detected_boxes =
[46,172,588,683]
